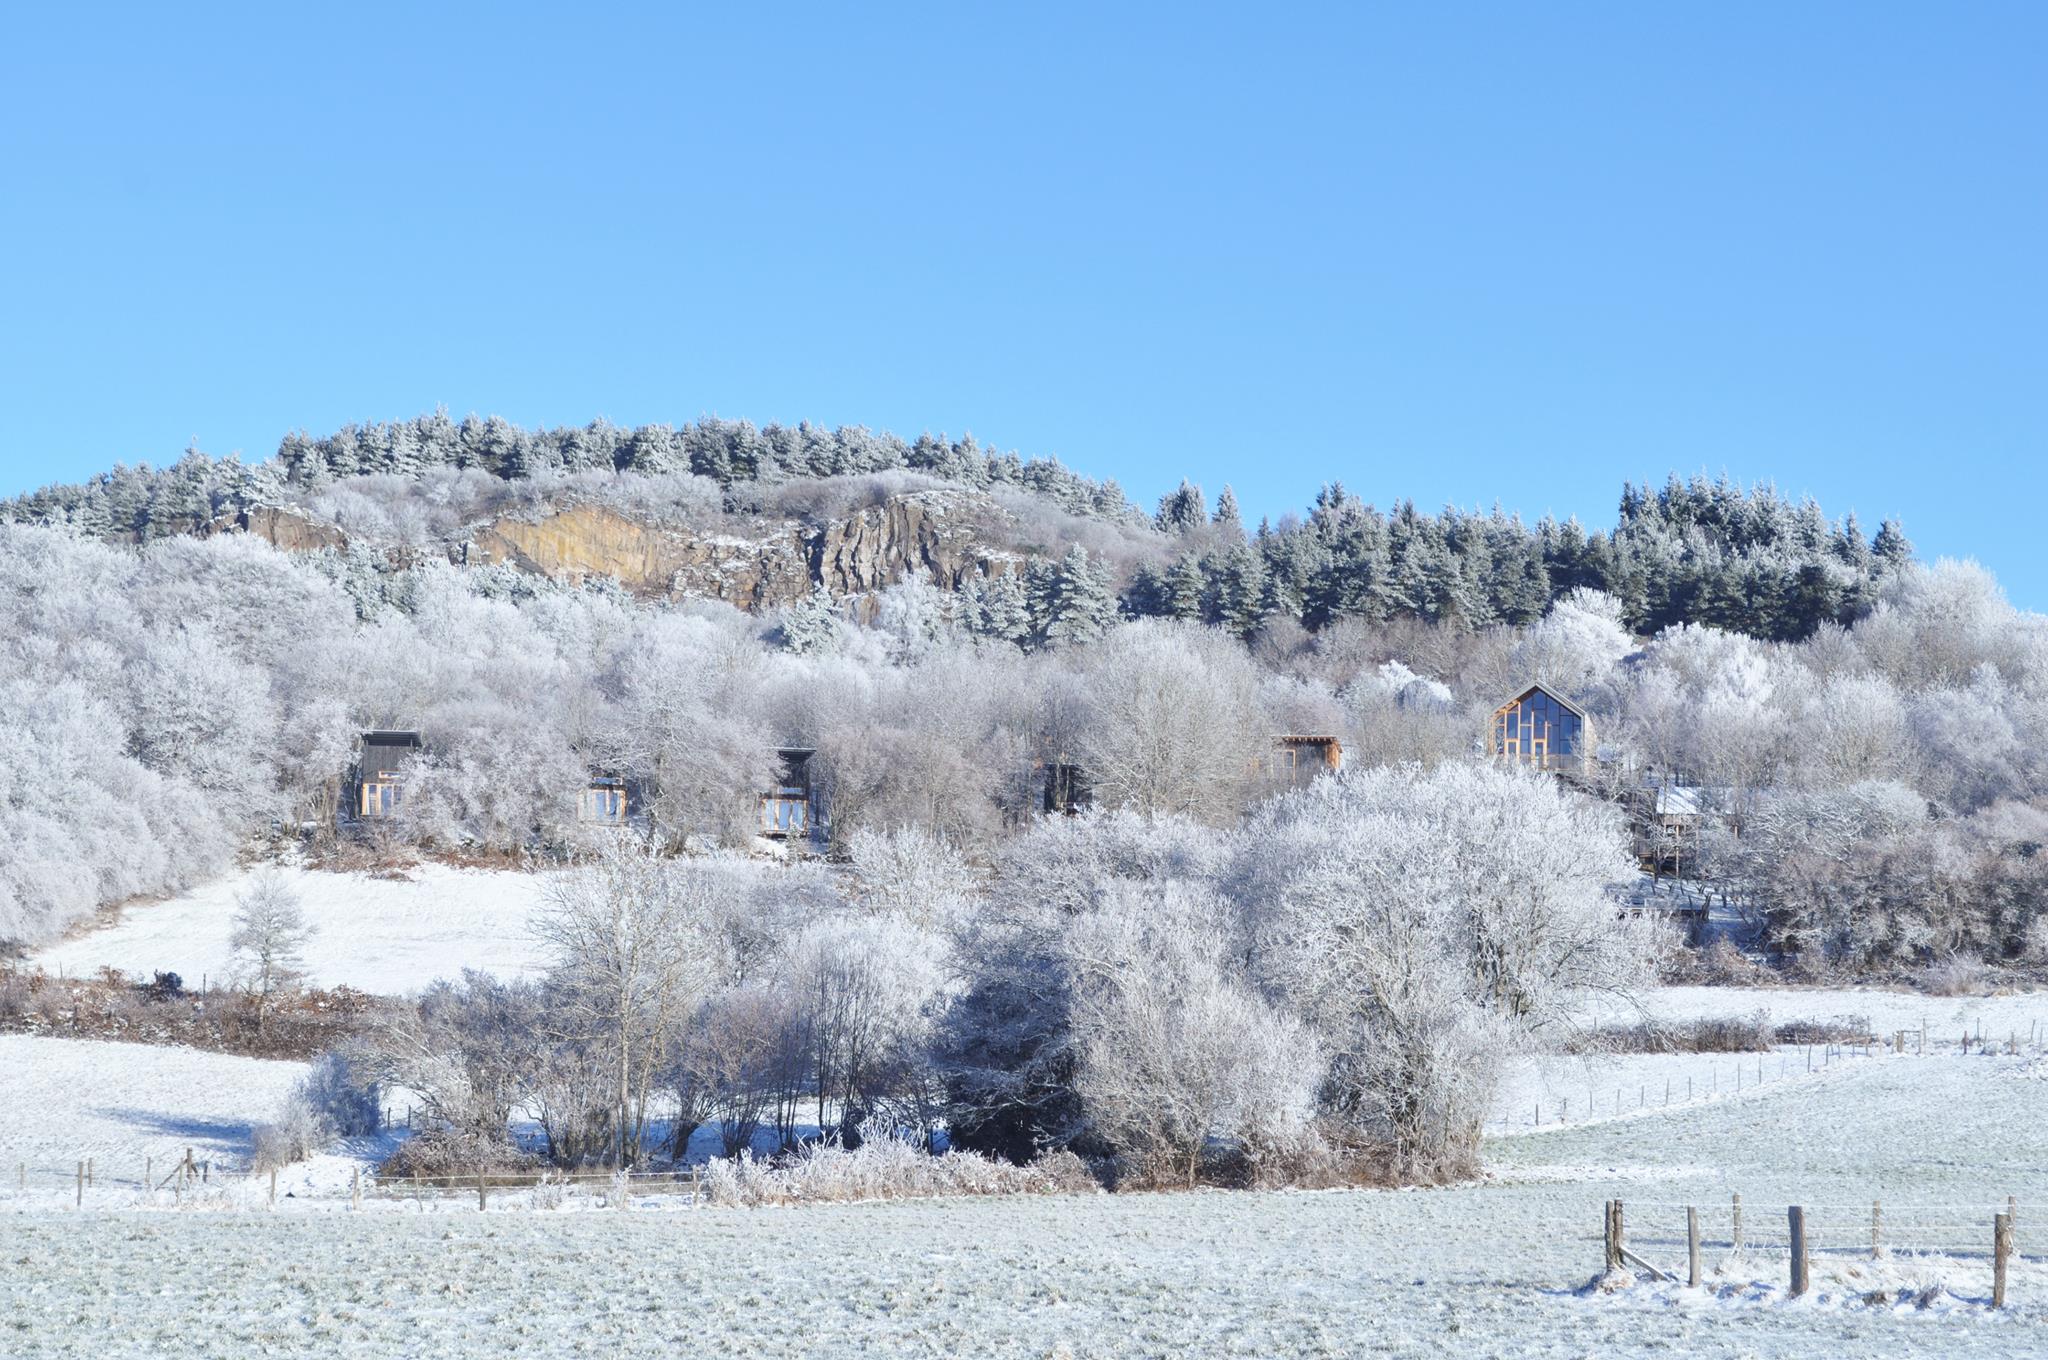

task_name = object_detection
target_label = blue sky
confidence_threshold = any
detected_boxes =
[2,4,2042,605]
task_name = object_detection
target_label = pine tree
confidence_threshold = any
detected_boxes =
[1155,480,1207,536]
[1873,519,1913,572]
[1035,547,1116,648]
[777,586,841,654]
[1211,543,1267,637]
[1212,485,1245,543]
[1165,554,1207,620]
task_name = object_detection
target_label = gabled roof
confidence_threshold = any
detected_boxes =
[361,729,422,745]
[1493,683,1589,721]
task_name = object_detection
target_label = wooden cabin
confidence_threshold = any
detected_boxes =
[355,730,421,819]
[579,776,628,825]
[1268,735,1342,787]
[761,748,816,838]
[1488,685,1591,776]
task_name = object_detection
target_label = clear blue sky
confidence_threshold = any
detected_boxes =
[2,4,2042,605]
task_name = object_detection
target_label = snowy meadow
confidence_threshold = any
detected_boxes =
[2,1017,2043,1359]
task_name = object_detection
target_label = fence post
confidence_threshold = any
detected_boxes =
[352,1166,361,1212]
[146,1157,152,1196]
[1871,1200,1882,1259]
[18,1161,24,1191]
[1995,1212,2012,1308]
[1687,1207,1701,1287]
[269,1168,277,1209]
[1732,1192,1742,1253]
[477,1166,486,1213]
[75,1160,83,1208]
[1788,1206,1809,1297]
[1603,1199,1620,1271]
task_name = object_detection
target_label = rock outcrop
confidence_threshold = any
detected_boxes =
[202,487,1018,613]
[467,488,1016,610]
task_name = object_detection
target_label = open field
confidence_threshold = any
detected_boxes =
[2,994,2045,1358]
[29,865,558,995]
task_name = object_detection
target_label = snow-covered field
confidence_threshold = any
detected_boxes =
[2,987,2044,1356]
[0,1035,307,1193]
[30,864,558,995]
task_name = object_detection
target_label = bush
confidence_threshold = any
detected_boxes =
[378,1130,542,1184]
[1568,1011,1774,1055]
[1773,1014,1874,1046]
[302,1044,383,1137]
[1914,956,1994,997]
[700,1125,1100,1207]
[250,1092,327,1173]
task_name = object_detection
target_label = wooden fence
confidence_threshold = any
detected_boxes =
[1600,1195,2024,1306]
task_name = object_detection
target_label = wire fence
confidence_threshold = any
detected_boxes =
[1525,1020,2048,1127]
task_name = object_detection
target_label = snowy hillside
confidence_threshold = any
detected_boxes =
[31,864,559,995]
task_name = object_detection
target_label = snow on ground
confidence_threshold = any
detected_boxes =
[1488,982,2048,1136]
[0,1035,307,1193]
[30,863,560,995]
[1,1044,2044,1356]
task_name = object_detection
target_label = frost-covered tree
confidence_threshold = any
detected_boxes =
[230,872,316,1032]
[535,834,718,1164]
[1233,764,1648,1177]
[1071,621,1265,823]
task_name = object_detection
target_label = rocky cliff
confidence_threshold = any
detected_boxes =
[221,487,1019,612]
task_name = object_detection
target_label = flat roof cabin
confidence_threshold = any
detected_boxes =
[356,730,422,819]
[761,747,816,838]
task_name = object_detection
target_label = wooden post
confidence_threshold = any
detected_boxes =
[75,1160,83,1208]
[17,1162,23,1191]
[1687,1207,1702,1287]
[477,1167,487,1212]
[1603,1199,1621,1271]
[1871,1200,1883,1259]
[1789,1207,1809,1297]
[269,1168,277,1208]
[146,1157,152,1195]
[1994,1212,2012,1308]
[1732,1192,1743,1253]
[352,1166,361,1211]
[1665,1077,1671,1106]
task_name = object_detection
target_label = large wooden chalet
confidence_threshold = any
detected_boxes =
[1487,684,1592,777]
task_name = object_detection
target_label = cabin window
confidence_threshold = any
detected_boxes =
[580,785,626,824]
[361,781,400,818]
[761,794,809,835]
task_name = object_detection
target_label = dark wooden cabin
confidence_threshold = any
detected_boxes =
[1268,735,1343,787]
[1488,685,1592,776]
[355,730,422,819]
[761,748,816,838]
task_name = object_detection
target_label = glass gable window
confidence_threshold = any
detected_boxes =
[1493,690,1584,770]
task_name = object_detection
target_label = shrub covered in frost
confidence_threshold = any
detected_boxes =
[700,1126,1098,1207]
